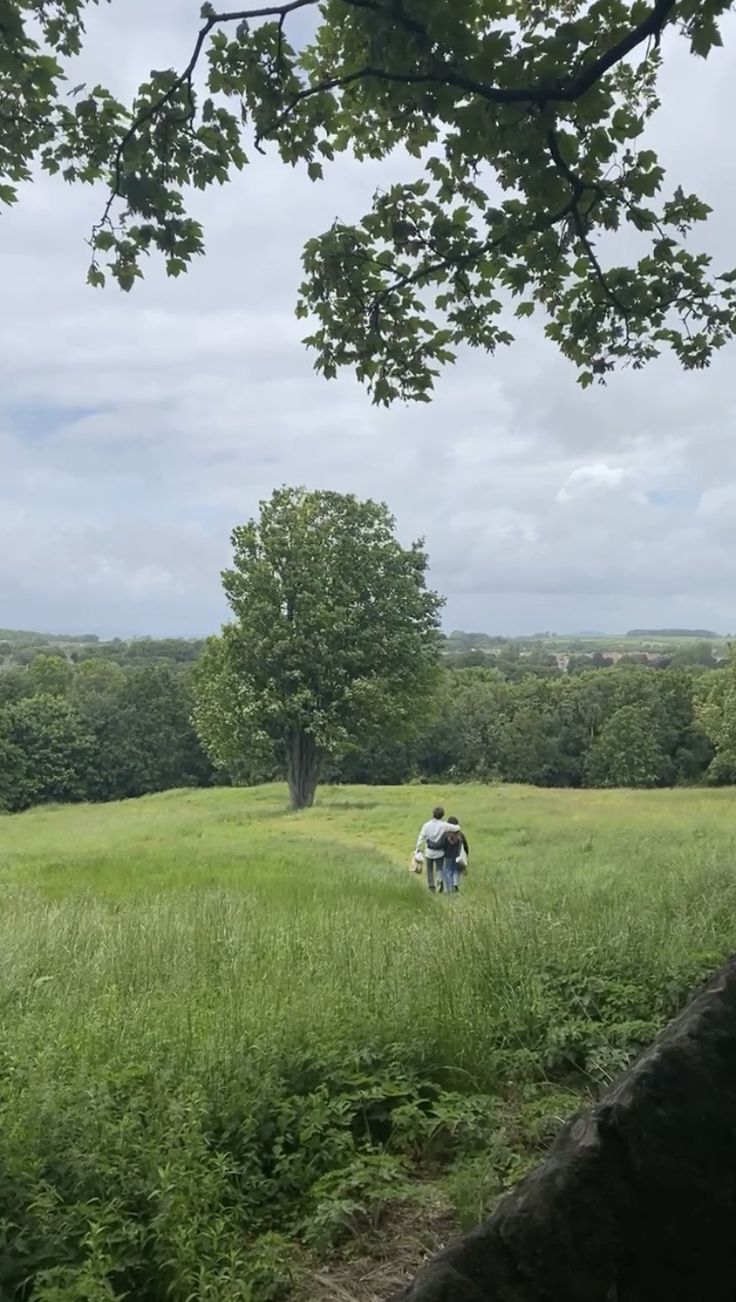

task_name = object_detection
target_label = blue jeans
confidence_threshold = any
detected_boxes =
[441,859,460,893]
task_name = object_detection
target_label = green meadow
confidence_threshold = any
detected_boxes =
[2,784,736,1300]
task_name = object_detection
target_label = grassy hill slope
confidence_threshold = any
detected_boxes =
[2,784,736,1300]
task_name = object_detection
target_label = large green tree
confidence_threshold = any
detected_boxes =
[2,1,735,402]
[0,724,29,812]
[194,487,442,808]
[3,692,95,808]
[584,701,669,787]
[26,652,74,698]
[695,651,736,783]
[114,665,214,797]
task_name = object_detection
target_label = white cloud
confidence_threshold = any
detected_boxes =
[557,465,641,504]
[2,5,736,635]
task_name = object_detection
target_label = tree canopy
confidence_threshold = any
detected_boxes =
[0,652,213,813]
[193,487,442,808]
[2,0,735,402]
[695,650,736,783]
[1,629,733,813]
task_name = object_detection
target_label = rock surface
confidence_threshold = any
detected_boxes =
[394,956,736,1301]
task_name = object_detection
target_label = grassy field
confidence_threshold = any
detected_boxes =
[543,633,731,652]
[2,783,736,1301]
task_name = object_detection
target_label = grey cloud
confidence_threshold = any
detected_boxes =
[2,4,736,635]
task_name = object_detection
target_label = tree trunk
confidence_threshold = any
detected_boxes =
[287,731,320,809]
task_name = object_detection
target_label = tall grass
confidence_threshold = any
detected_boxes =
[2,784,736,1298]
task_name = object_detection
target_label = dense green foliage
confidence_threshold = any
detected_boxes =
[1,783,735,1299]
[1,2,735,401]
[413,662,717,788]
[695,668,736,784]
[193,488,442,808]
[0,654,213,812]
[3,626,736,814]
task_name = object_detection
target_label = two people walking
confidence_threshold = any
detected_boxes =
[414,805,469,894]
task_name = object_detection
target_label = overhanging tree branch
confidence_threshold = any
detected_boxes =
[564,0,676,100]
[104,0,679,202]
[338,0,431,42]
[547,127,631,326]
[211,1,317,20]
[98,0,318,228]
[68,0,735,400]
[364,191,582,339]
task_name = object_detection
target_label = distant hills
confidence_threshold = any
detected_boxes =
[0,630,205,670]
[0,628,100,645]
[626,629,719,639]
[0,626,727,662]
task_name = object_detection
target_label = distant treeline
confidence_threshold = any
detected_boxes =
[0,634,205,668]
[626,628,719,639]
[2,628,728,673]
[0,628,101,646]
[0,656,214,813]
[3,636,736,812]
[443,638,726,674]
[346,665,727,789]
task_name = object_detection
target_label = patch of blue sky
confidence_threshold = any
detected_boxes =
[646,488,700,508]
[3,404,102,441]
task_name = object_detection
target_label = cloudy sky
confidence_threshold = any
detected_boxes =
[2,3,736,638]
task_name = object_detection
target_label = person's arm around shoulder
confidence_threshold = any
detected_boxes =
[434,820,455,840]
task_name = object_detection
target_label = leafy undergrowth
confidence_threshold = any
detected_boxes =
[0,984,714,1302]
[2,783,736,1298]
[0,1042,544,1300]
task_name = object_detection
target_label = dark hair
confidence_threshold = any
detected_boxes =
[432,805,445,819]
[447,815,459,825]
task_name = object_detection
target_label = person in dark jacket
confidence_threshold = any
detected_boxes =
[440,816,469,894]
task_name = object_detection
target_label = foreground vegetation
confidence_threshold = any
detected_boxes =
[2,783,735,1300]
